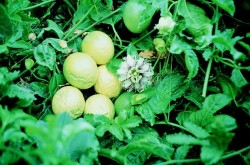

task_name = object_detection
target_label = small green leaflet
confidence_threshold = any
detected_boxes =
[212,0,235,16]
[6,84,36,107]
[166,133,207,145]
[217,75,238,100]
[44,20,64,39]
[189,93,232,127]
[49,73,66,96]
[230,68,248,88]
[0,67,19,85]
[30,82,49,98]
[184,49,199,80]
[0,5,13,38]
[34,43,56,71]
[183,121,210,139]
[106,58,123,77]
[174,145,191,161]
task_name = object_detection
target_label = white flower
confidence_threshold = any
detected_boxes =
[117,55,154,92]
[155,16,176,34]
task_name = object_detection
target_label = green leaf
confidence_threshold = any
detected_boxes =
[0,67,19,85]
[106,58,123,77]
[166,133,206,145]
[0,5,13,39]
[109,123,124,141]
[44,20,64,39]
[184,49,199,80]
[183,122,210,139]
[174,145,191,161]
[6,40,32,49]
[136,74,189,125]
[49,73,66,96]
[201,145,224,164]
[119,134,174,160]
[217,75,238,99]
[6,84,36,107]
[34,43,56,70]
[122,116,142,128]
[189,94,232,127]
[202,93,232,113]
[127,43,138,56]
[230,68,248,88]
[30,82,49,98]
[6,0,30,16]
[178,2,213,45]
[207,29,244,60]
[212,0,235,16]
[208,114,237,132]
[43,38,68,53]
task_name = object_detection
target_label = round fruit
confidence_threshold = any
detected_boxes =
[52,86,85,119]
[114,91,136,115]
[84,94,115,119]
[123,0,153,33]
[81,31,114,65]
[94,65,122,98]
[63,52,98,89]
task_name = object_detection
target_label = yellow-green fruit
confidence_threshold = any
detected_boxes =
[63,52,98,89]
[81,31,114,65]
[52,86,85,119]
[84,94,115,119]
[94,65,122,98]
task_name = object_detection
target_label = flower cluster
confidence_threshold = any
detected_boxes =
[117,55,154,92]
[155,16,176,35]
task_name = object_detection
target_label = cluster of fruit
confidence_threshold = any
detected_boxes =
[52,31,123,120]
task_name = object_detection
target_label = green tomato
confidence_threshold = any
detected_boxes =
[123,0,153,33]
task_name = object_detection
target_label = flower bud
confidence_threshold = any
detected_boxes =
[155,16,176,34]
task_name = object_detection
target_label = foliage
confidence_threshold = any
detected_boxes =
[0,0,250,164]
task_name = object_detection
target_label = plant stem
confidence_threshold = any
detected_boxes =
[154,145,250,165]
[63,0,76,12]
[202,5,219,97]
[114,28,156,58]
[202,57,213,97]
[21,0,55,11]
[67,8,121,42]
[111,24,122,47]
[63,6,94,40]
[99,148,125,164]
[155,121,189,132]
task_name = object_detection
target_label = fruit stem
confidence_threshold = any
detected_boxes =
[21,0,55,11]
[63,6,94,40]
[67,8,121,42]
